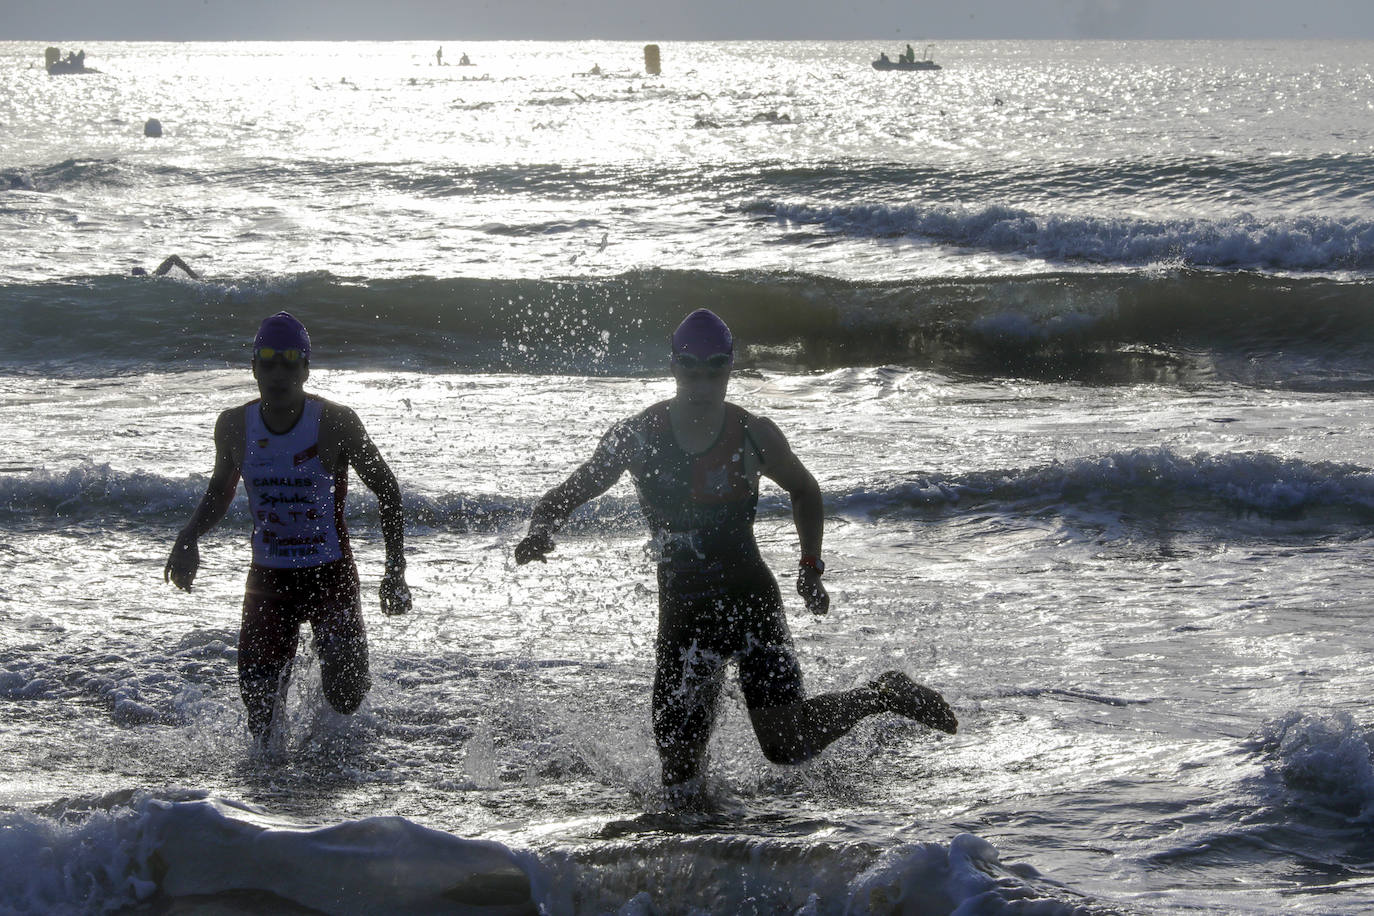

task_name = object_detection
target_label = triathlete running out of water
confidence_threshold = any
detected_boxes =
[165,311,412,741]
[515,308,956,786]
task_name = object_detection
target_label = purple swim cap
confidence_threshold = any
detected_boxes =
[671,309,733,360]
[253,311,310,358]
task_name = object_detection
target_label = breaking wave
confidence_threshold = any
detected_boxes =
[6,448,1372,533]
[4,268,1374,386]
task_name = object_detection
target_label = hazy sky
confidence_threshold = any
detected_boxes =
[7,0,1374,41]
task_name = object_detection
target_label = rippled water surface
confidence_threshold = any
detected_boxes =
[5,39,1374,916]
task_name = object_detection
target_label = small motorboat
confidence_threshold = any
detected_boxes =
[872,44,941,71]
[45,47,97,75]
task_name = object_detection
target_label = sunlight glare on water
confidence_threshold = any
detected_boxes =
[6,37,1374,915]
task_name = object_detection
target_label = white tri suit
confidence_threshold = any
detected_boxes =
[237,395,368,737]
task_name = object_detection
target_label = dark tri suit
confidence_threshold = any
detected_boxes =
[237,396,369,736]
[601,400,805,773]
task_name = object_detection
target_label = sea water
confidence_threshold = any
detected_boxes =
[3,38,1374,914]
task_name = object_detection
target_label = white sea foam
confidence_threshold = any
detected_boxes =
[765,200,1374,272]
[0,789,1101,916]
[6,445,1373,533]
[0,793,537,915]
[1254,711,1374,822]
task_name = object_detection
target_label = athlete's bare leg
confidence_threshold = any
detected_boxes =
[748,672,956,765]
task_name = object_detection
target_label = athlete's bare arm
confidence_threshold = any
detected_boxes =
[515,432,630,564]
[152,255,199,279]
[328,403,412,615]
[750,415,830,615]
[164,408,245,591]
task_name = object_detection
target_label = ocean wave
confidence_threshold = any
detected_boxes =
[846,153,1374,212]
[1148,712,1374,879]
[9,152,1372,212]
[0,790,1103,915]
[0,156,706,201]
[4,268,1374,385]
[1,157,145,193]
[0,462,532,531]
[547,828,1100,915]
[757,199,1374,272]
[740,153,1374,213]
[0,791,537,916]
[1249,711,1374,823]
[5,449,1373,534]
[835,448,1374,521]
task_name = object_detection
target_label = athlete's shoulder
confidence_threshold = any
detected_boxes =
[599,401,665,459]
[217,402,253,431]
[729,402,776,435]
[211,404,250,462]
[738,409,790,456]
[314,400,374,462]
[635,399,672,422]
[311,393,345,413]
[613,400,668,433]
[315,396,363,427]
[726,400,760,422]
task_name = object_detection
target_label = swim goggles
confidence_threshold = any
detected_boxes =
[675,352,732,370]
[255,347,305,363]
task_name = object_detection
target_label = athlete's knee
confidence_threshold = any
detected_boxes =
[326,689,366,715]
[760,742,807,765]
[758,735,816,765]
[321,665,369,713]
[750,705,816,765]
[317,631,369,713]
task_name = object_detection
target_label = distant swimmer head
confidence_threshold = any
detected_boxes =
[143,118,163,138]
[130,266,148,276]
[254,311,311,362]
[671,308,733,365]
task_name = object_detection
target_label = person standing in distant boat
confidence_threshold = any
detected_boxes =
[164,311,412,742]
[131,255,199,279]
[514,308,956,788]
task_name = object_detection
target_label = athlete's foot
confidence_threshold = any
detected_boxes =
[247,702,289,761]
[871,671,958,734]
[662,777,713,813]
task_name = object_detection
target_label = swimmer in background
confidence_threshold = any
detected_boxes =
[132,255,199,279]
